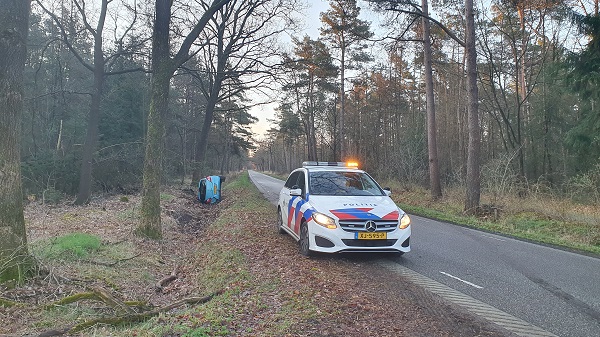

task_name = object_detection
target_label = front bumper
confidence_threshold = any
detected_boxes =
[308,220,411,253]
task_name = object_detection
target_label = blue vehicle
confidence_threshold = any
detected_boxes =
[198,176,225,204]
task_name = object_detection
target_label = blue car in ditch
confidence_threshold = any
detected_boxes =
[198,175,225,204]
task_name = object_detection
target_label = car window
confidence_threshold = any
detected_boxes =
[285,171,300,189]
[308,171,384,196]
[297,171,306,195]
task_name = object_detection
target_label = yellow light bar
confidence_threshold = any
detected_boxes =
[302,161,360,168]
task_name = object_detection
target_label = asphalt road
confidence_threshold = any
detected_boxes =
[248,170,600,337]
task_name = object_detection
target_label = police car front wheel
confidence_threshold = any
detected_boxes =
[299,222,312,257]
[276,208,285,234]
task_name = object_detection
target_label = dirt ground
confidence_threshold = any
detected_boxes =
[0,184,515,336]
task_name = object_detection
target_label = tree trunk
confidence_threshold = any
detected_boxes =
[74,0,108,205]
[192,74,224,181]
[74,62,104,205]
[138,0,173,239]
[192,11,229,182]
[516,3,527,179]
[339,36,346,161]
[464,0,481,213]
[422,0,442,200]
[308,75,318,161]
[0,0,33,283]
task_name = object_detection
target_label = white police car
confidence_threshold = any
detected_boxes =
[277,161,411,256]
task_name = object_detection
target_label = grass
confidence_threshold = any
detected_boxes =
[111,172,315,336]
[117,207,137,221]
[160,193,175,201]
[384,182,600,256]
[38,232,102,259]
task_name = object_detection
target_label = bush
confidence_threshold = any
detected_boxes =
[567,162,600,204]
[42,188,63,204]
[93,142,144,194]
[21,152,81,196]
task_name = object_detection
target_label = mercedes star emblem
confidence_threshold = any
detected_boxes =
[365,221,377,232]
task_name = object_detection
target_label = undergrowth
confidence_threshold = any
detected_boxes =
[382,181,600,255]
[116,172,312,336]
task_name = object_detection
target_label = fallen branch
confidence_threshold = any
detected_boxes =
[91,286,135,315]
[43,292,97,309]
[0,296,23,307]
[37,327,72,337]
[44,286,135,314]
[124,300,153,311]
[69,289,225,333]
[83,253,142,267]
[155,266,179,293]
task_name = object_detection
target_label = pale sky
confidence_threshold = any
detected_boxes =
[249,0,383,138]
[249,0,330,138]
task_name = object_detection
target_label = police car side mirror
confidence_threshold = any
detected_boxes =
[383,187,392,196]
[290,188,302,196]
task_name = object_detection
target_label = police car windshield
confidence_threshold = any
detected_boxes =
[308,171,385,196]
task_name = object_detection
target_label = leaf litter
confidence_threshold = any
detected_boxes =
[0,182,515,336]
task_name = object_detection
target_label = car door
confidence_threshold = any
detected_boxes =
[291,171,307,234]
[280,171,300,231]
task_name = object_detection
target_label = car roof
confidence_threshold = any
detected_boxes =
[301,166,364,173]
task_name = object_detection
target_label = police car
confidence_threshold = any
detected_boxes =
[277,161,411,256]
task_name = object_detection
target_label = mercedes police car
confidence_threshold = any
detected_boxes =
[277,161,411,256]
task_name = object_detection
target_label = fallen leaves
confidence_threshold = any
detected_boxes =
[1,180,512,337]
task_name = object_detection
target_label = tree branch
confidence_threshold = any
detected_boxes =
[172,0,231,69]
[369,0,465,47]
[35,0,95,72]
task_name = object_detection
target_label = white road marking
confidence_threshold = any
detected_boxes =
[440,271,484,289]
[380,261,557,337]
[481,234,507,242]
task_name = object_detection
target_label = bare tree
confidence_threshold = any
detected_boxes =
[36,0,146,205]
[187,0,296,182]
[367,0,463,199]
[138,0,229,238]
[0,0,33,283]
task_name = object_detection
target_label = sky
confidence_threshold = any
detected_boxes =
[248,0,329,138]
[248,0,381,138]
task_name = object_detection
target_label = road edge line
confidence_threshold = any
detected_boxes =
[378,260,557,337]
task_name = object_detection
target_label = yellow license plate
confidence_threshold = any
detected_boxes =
[355,232,387,240]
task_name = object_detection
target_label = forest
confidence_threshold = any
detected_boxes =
[254,0,600,207]
[1,0,600,280]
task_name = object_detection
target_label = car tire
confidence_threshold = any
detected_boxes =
[299,222,312,257]
[276,208,285,234]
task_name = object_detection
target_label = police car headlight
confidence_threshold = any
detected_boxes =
[399,213,411,229]
[313,212,337,229]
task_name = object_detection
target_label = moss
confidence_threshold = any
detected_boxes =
[0,227,35,284]
[160,193,174,201]
[45,233,101,258]
[0,296,22,307]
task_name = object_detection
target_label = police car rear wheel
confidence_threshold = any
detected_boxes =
[299,222,312,257]
[276,208,285,234]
